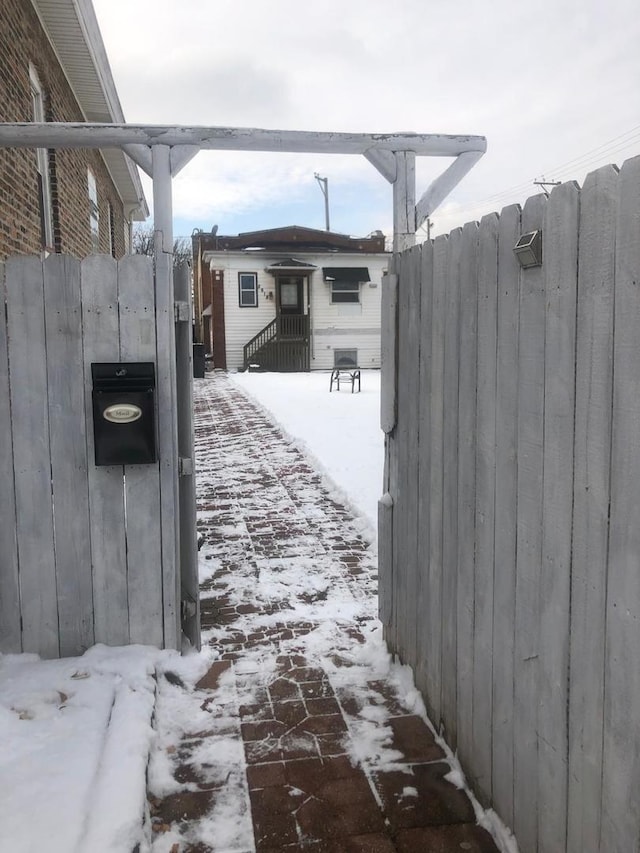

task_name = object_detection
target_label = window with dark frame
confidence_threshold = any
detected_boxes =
[331,279,360,304]
[239,272,258,307]
[108,202,116,257]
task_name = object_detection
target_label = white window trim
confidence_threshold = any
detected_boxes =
[330,280,360,304]
[88,168,99,252]
[29,65,54,253]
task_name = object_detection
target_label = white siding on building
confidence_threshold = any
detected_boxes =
[211,251,388,371]
[310,254,387,370]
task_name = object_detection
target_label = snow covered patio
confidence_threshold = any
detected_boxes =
[0,370,515,853]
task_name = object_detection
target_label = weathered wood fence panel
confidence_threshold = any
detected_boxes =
[601,154,640,851]
[6,256,59,657]
[0,261,21,653]
[0,254,185,658]
[472,212,499,802]
[567,163,617,853]
[382,155,640,853]
[45,255,94,657]
[491,202,521,829]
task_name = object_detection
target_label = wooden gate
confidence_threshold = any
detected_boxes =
[0,253,198,658]
[380,155,640,853]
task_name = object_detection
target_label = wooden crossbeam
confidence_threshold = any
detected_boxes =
[0,122,486,158]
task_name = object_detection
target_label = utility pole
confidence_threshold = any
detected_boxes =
[533,178,561,197]
[314,172,330,231]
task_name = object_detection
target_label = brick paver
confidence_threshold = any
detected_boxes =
[149,372,501,853]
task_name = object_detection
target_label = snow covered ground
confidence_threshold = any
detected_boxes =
[230,369,384,540]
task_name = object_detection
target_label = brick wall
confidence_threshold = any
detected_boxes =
[0,0,129,260]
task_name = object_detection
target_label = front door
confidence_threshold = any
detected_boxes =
[278,276,304,315]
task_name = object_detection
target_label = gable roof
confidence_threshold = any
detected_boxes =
[31,0,148,219]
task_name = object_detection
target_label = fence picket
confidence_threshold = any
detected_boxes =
[601,154,640,851]
[118,254,163,647]
[394,249,410,658]
[472,212,499,804]
[538,180,579,852]
[567,163,618,853]
[5,256,59,657]
[491,202,521,828]
[441,227,462,746]
[81,255,129,646]
[456,221,479,773]
[155,255,180,650]
[415,240,433,704]
[44,255,94,656]
[513,192,547,852]
[427,235,447,726]
[0,261,21,653]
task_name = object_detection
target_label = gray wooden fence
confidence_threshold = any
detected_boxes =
[0,254,198,659]
[379,154,640,853]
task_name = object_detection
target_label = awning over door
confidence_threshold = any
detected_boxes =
[322,267,370,282]
[266,258,317,273]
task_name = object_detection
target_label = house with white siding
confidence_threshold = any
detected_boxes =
[192,226,389,372]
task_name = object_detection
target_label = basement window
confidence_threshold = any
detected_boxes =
[239,272,258,307]
[334,349,358,368]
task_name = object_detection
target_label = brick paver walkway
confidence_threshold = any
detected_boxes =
[149,372,501,853]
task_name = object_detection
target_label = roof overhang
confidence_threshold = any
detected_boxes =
[31,0,148,219]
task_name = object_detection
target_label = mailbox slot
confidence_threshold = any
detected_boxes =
[92,362,156,466]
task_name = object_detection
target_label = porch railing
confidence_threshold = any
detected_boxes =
[243,314,310,371]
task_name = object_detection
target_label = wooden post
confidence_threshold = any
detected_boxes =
[393,152,416,253]
[174,262,200,650]
[152,144,181,649]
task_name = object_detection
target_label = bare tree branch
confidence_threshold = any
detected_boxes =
[132,224,192,269]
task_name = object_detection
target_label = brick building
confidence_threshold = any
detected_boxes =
[0,0,147,260]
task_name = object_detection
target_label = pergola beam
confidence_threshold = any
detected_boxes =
[0,122,486,158]
[0,121,487,248]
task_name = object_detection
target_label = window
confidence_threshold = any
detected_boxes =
[108,202,116,257]
[88,169,99,251]
[29,65,54,252]
[334,349,358,368]
[323,267,368,304]
[331,280,360,304]
[239,272,258,307]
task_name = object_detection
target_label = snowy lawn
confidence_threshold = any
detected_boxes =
[230,369,384,538]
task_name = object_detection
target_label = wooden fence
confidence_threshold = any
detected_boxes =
[0,254,198,659]
[379,154,640,853]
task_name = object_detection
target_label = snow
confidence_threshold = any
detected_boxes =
[0,644,163,853]
[0,369,518,853]
[230,369,383,538]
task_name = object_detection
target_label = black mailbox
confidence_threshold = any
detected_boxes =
[92,362,156,466]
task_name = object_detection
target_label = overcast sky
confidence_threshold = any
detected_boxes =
[93,0,640,240]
